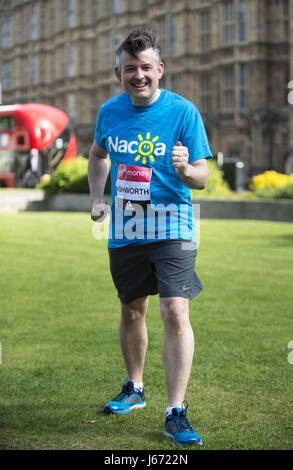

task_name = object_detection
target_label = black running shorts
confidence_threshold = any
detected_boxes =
[108,239,203,304]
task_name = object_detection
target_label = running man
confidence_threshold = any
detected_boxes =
[88,29,212,447]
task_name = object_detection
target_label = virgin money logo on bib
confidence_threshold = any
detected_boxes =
[117,165,152,181]
[108,132,166,165]
[116,164,152,209]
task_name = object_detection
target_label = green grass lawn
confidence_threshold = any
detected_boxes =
[0,212,292,450]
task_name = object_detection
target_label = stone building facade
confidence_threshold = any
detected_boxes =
[0,0,292,176]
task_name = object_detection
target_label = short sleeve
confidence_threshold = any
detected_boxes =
[94,107,107,149]
[180,104,213,163]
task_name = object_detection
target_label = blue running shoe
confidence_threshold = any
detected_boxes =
[163,402,203,447]
[103,380,146,415]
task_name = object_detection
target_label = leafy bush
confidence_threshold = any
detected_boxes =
[39,155,111,196]
[252,183,293,199]
[250,170,293,199]
[251,170,293,190]
[191,159,234,198]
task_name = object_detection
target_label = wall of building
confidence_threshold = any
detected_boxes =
[0,0,291,177]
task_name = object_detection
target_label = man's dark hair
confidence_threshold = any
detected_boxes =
[115,29,161,68]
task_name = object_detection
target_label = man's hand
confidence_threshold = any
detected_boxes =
[91,200,110,222]
[172,141,190,177]
[171,141,209,189]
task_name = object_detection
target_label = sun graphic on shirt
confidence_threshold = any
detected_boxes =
[135,132,159,164]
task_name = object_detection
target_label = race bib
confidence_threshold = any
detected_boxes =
[116,164,152,209]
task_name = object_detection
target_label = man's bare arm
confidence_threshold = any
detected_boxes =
[179,158,209,189]
[172,141,209,189]
[88,141,110,221]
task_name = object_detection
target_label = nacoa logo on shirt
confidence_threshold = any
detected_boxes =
[108,132,166,164]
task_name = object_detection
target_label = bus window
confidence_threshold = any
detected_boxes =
[0,116,16,130]
[0,134,9,147]
[0,149,15,172]
[42,125,72,173]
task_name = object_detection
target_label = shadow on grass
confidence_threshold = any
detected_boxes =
[0,402,167,450]
[260,231,293,247]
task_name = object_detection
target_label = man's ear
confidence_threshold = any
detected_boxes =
[158,62,164,80]
[115,67,121,82]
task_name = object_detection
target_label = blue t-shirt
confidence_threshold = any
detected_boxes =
[95,89,212,248]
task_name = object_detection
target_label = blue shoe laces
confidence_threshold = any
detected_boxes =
[168,401,195,433]
[113,381,144,402]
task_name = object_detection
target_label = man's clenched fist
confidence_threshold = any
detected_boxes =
[91,200,110,222]
[172,141,189,176]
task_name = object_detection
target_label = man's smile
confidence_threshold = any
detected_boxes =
[131,82,148,89]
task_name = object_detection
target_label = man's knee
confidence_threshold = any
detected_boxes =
[121,296,148,324]
[160,298,189,333]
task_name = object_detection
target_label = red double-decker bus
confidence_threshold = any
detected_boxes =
[0,103,76,187]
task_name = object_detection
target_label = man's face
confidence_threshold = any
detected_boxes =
[115,48,164,106]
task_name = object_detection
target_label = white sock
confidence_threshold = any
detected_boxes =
[133,382,144,393]
[166,407,173,416]
[166,405,182,416]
